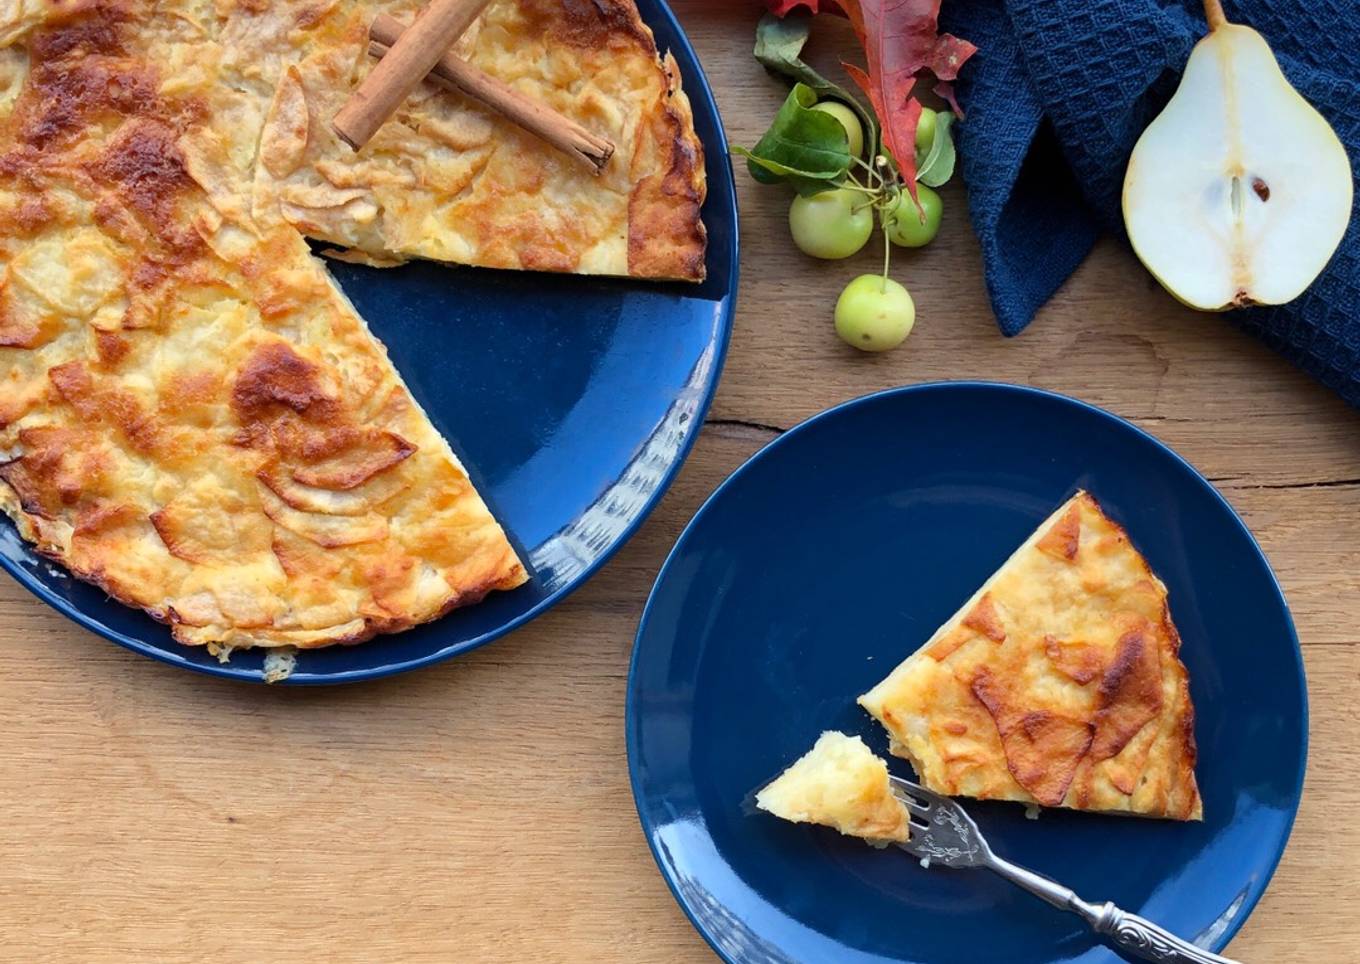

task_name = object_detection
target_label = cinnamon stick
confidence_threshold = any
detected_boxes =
[333,0,494,151]
[367,16,615,173]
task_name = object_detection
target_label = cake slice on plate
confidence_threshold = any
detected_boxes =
[860,491,1203,820]
[0,0,708,658]
[756,731,911,844]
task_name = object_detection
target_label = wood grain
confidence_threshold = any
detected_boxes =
[2,2,1356,961]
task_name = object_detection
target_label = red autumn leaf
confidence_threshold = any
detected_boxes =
[839,0,975,197]
[764,0,831,14]
[843,59,921,177]
[765,0,976,200]
[933,80,962,117]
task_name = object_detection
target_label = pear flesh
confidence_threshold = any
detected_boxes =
[1123,20,1353,310]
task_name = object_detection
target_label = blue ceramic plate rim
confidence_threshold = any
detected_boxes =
[626,380,1307,962]
[0,0,738,686]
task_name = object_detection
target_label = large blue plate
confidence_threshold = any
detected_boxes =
[628,383,1305,963]
[0,0,737,684]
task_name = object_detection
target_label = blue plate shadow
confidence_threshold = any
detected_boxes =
[0,0,738,684]
[627,382,1306,964]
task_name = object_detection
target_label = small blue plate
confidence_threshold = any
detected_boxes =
[0,0,737,684]
[627,382,1306,964]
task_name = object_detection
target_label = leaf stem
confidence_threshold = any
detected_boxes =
[1203,0,1227,29]
[839,181,880,197]
[881,220,891,285]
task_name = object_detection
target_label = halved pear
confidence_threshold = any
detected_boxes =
[1123,0,1353,310]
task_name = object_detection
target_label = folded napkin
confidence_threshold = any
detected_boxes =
[939,0,1360,407]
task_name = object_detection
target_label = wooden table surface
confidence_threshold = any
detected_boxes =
[2,4,1356,962]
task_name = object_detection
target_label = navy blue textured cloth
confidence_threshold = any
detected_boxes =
[939,0,1360,406]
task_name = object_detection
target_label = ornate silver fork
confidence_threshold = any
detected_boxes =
[888,776,1239,964]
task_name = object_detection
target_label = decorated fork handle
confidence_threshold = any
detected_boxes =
[1087,903,1237,964]
[985,854,1239,963]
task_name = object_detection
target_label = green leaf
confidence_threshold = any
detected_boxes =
[732,147,844,196]
[734,82,851,193]
[916,112,956,188]
[754,12,826,86]
[753,12,880,158]
[745,154,787,187]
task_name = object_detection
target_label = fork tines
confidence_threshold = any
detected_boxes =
[888,775,944,813]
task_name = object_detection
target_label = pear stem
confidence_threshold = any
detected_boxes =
[1203,0,1228,29]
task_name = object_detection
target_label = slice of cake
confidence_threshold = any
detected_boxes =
[860,491,1203,820]
[756,731,911,844]
[0,0,709,656]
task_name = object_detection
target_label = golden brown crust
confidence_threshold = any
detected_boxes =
[626,51,707,281]
[1090,625,1164,763]
[972,668,1094,807]
[860,491,1203,820]
[0,0,708,651]
[545,0,655,50]
[1044,633,1104,685]
[925,626,969,661]
[0,4,530,652]
[232,0,706,281]
[1036,502,1081,560]
[962,592,1006,642]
